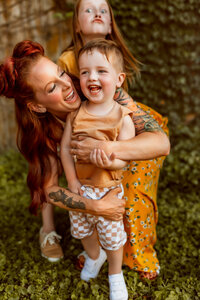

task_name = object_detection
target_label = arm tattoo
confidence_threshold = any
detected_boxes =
[49,189,86,210]
[133,111,163,135]
[114,88,131,106]
[134,104,164,135]
[114,87,164,135]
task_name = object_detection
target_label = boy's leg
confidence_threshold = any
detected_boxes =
[97,217,128,300]
[106,246,123,275]
[70,210,107,282]
[81,230,99,260]
[106,248,128,300]
[80,231,107,281]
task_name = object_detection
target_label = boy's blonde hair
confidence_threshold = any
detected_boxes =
[78,38,125,74]
[68,0,140,90]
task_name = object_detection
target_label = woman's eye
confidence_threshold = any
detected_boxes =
[60,70,66,77]
[48,84,56,93]
[86,8,92,13]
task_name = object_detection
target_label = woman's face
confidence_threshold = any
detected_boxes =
[28,57,81,118]
[77,0,111,44]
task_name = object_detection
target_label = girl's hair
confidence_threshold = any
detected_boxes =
[0,40,63,215]
[67,0,140,89]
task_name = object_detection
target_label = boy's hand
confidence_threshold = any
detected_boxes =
[90,149,116,168]
[68,180,82,195]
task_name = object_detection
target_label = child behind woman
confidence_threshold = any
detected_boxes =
[61,39,135,300]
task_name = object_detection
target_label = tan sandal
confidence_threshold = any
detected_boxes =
[39,228,64,262]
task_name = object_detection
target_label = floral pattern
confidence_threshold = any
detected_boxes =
[122,102,169,273]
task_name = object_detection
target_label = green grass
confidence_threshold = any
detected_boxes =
[0,129,200,300]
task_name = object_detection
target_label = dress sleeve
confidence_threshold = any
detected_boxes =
[57,50,80,78]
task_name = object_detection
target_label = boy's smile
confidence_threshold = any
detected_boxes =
[79,49,125,109]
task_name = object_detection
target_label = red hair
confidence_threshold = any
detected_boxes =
[0,40,63,215]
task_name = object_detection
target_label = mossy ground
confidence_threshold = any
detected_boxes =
[0,121,200,300]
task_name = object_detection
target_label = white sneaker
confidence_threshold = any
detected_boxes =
[109,271,128,300]
[80,248,107,282]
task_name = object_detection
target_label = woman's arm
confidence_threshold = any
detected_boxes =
[70,104,170,161]
[47,185,124,220]
[102,131,170,161]
[45,155,125,221]
[107,96,170,160]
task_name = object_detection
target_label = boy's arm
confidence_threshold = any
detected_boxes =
[60,115,81,194]
[108,114,135,169]
[90,115,135,170]
[117,114,136,140]
[90,149,126,170]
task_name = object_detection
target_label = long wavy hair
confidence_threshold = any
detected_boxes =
[0,40,64,215]
[65,0,140,89]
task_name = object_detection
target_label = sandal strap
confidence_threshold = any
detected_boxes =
[41,230,62,248]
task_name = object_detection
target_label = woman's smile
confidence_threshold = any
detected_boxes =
[28,57,81,114]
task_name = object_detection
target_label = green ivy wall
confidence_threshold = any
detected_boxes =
[110,0,200,130]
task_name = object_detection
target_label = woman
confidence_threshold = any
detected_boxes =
[0,40,170,264]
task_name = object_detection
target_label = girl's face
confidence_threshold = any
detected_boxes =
[27,57,81,118]
[77,0,111,44]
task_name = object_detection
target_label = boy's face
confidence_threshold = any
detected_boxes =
[79,49,125,104]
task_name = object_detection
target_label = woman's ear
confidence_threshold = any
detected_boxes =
[116,73,126,88]
[27,102,47,113]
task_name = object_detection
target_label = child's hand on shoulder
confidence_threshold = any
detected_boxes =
[90,149,116,169]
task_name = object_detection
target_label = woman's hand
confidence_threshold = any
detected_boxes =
[70,136,105,162]
[94,186,125,221]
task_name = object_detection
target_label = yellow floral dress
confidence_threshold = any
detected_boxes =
[122,102,169,273]
[58,51,169,274]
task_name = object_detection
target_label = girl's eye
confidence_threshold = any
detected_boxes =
[98,70,107,73]
[86,8,92,13]
[101,9,107,14]
[48,84,56,93]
